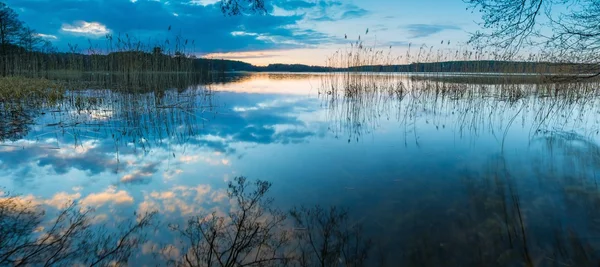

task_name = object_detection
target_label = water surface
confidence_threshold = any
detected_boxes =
[2,73,600,266]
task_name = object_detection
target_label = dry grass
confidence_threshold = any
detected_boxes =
[0,76,64,103]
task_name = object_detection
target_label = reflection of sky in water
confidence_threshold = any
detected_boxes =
[2,73,600,263]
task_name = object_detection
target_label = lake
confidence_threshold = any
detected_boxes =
[2,72,600,266]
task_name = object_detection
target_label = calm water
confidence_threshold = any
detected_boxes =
[2,73,600,266]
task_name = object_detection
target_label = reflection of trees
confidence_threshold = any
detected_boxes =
[168,177,290,267]
[0,178,373,266]
[320,73,600,144]
[37,86,213,155]
[0,106,35,142]
[389,130,600,266]
[5,162,600,266]
[165,177,372,267]
[401,156,538,266]
[51,73,208,93]
[0,73,217,148]
[5,126,600,266]
[290,206,371,267]
[0,193,156,266]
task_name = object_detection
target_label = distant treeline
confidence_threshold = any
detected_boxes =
[212,61,334,72]
[2,44,203,76]
[212,59,600,74]
[351,60,600,74]
[3,44,598,77]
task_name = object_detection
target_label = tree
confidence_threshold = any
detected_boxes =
[0,2,23,53]
[39,40,56,53]
[166,177,374,267]
[289,206,372,267]
[167,177,291,267]
[152,46,163,55]
[0,192,157,266]
[18,26,41,51]
[465,0,600,73]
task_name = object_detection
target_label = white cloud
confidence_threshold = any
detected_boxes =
[45,192,81,208]
[80,186,133,207]
[36,33,58,40]
[190,0,220,6]
[231,31,259,37]
[61,21,110,36]
[0,194,40,211]
[137,185,226,215]
[178,155,229,166]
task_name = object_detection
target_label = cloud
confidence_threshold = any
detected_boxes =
[120,162,161,184]
[340,8,368,20]
[0,193,40,211]
[178,155,230,166]
[403,24,461,38]
[190,0,220,6]
[139,185,226,215]
[310,1,368,22]
[231,31,259,37]
[0,91,319,182]
[36,33,58,39]
[45,192,81,208]
[80,186,134,207]
[192,95,316,148]
[273,0,317,10]
[275,129,315,144]
[184,97,317,152]
[61,21,110,36]
[35,141,120,176]
[0,139,123,181]
[5,0,334,53]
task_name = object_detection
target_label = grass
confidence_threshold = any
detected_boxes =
[320,69,600,149]
[0,76,64,103]
[316,30,600,146]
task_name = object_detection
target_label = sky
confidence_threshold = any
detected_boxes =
[5,0,483,66]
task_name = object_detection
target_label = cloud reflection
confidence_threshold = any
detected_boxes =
[138,184,227,216]
[80,186,134,207]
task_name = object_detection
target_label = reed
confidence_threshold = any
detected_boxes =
[0,76,64,103]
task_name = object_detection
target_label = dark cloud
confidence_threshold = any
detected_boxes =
[282,0,368,23]
[0,139,121,177]
[37,151,119,175]
[188,138,237,154]
[403,24,461,38]
[276,129,315,144]
[233,125,276,144]
[120,162,160,184]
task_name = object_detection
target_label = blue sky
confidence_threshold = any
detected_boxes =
[5,0,482,65]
